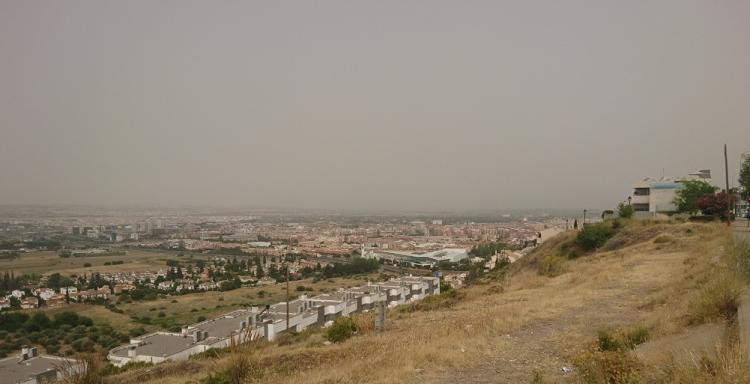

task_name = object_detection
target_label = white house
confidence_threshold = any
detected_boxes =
[630,170,712,218]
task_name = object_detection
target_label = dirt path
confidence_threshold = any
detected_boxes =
[434,250,691,383]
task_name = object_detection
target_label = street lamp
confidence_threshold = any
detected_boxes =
[583,209,587,226]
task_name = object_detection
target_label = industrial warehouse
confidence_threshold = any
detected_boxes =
[107,275,439,367]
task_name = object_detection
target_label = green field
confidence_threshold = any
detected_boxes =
[0,249,203,275]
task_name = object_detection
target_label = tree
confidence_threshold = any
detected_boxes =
[617,203,634,219]
[47,273,63,289]
[326,317,356,343]
[674,180,718,214]
[741,156,750,201]
[576,223,615,251]
[698,192,735,220]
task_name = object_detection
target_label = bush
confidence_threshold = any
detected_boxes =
[538,254,565,277]
[576,223,615,251]
[573,346,641,384]
[617,203,633,219]
[574,326,649,384]
[326,317,357,343]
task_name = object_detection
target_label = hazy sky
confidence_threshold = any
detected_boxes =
[1,1,749,211]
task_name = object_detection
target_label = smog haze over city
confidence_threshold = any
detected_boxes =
[4,2,750,384]
[2,1,749,212]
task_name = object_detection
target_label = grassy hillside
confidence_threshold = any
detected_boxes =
[73,220,749,384]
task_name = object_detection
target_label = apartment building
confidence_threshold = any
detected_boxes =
[108,276,440,367]
[630,170,712,218]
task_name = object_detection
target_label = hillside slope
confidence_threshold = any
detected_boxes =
[106,221,745,384]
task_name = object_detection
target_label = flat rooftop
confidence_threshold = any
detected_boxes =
[0,355,78,384]
[309,292,350,302]
[268,299,314,314]
[196,309,253,337]
[111,333,216,358]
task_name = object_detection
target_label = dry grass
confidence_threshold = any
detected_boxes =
[537,254,566,277]
[647,342,750,383]
[109,221,741,384]
[686,270,743,325]
[58,354,102,384]
[0,250,181,274]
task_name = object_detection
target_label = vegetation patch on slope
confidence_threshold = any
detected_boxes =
[99,221,742,384]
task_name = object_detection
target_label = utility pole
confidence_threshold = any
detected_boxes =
[374,300,386,331]
[285,261,290,331]
[725,144,731,224]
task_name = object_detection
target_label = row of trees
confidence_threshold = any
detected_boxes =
[0,239,62,251]
[675,180,735,220]
[0,271,28,295]
[0,311,128,358]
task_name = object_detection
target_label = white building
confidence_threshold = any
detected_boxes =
[108,276,440,366]
[157,281,175,290]
[0,346,83,384]
[630,170,712,218]
[366,248,469,267]
[34,288,56,301]
[59,287,77,295]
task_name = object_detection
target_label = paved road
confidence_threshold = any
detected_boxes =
[734,218,750,359]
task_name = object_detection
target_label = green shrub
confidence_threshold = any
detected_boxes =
[617,203,634,219]
[326,317,357,343]
[576,223,615,251]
